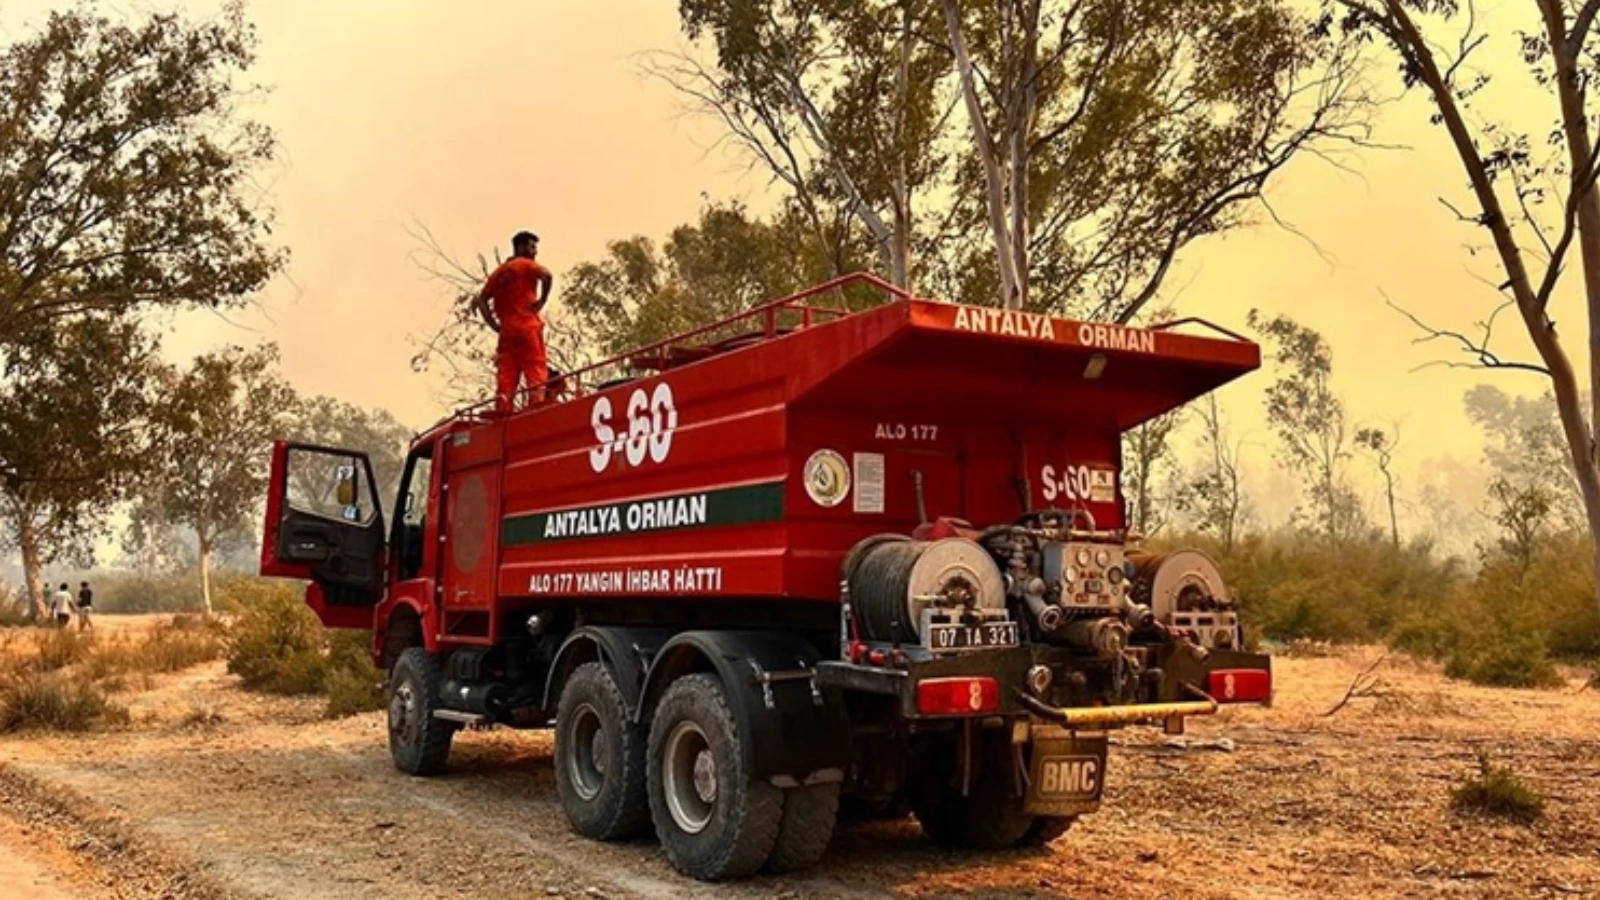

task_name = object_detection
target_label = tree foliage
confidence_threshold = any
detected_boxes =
[1463,384,1581,527]
[1328,0,1600,613]
[666,0,1368,317]
[1251,310,1363,540]
[0,4,283,338]
[563,200,876,358]
[133,344,297,616]
[0,316,160,613]
[1180,393,1250,551]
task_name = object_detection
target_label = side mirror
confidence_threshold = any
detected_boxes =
[335,464,357,516]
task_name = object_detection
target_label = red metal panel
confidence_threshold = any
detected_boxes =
[442,429,503,623]
[459,290,1258,612]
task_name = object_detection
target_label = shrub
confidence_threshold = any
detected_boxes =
[323,664,384,719]
[0,670,130,733]
[1451,751,1545,823]
[31,628,91,672]
[141,617,226,673]
[225,587,329,694]
[1444,634,1564,689]
[1155,530,1464,646]
[219,579,386,714]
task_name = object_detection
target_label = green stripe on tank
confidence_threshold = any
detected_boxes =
[501,481,785,545]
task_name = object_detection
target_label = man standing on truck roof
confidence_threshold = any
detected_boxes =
[475,230,553,413]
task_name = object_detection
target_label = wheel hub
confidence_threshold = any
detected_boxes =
[692,749,717,804]
[663,720,716,834]
[567,704,606,802]
[390,682,418,744]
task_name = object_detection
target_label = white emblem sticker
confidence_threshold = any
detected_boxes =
[804,450,851,508]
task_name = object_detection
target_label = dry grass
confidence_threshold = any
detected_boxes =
[0,615,224,733]
[0,670,130,733]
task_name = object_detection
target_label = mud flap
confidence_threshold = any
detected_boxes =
[1024,726,1108,817]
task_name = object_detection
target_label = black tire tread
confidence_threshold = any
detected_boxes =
[765,783,840,873]
[389,647,455,776]
[912,737,1034,850]
[555,662,651,841]
[648,674,782,881]
[1022,815,1076,846]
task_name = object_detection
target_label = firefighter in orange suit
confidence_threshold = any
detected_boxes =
[475,230,553,412]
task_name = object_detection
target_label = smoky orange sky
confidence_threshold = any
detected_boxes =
[2,0,1581,548]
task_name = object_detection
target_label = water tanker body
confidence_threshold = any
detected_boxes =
[260,274,1273,882]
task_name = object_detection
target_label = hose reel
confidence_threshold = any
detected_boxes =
[844,537,1006,642]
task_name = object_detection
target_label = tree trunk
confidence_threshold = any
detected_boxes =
[1383,468,1399,547]
[19,518,46,620]
[198,535,215,619]
[943,0,1022,309]
[1539,0,1600,613]
[1008,0,1041,310]
[890,0,915,290]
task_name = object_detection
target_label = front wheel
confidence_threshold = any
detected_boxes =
[388,647,456,776]
[647,674,782,881]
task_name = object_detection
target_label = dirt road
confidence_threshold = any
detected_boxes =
[2,641,1596,899]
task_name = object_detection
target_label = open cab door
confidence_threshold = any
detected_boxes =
[261,441,386,628]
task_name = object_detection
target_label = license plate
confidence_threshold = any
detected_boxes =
[926,621,1018,652]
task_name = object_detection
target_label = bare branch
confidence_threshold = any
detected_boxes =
[1384,290,1552,376]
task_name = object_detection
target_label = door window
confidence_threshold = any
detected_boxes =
[286,447,380,526]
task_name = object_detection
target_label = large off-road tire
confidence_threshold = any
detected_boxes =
[555,662,650,841]
[838,788,913,823]
[765,782,840,873]
[912,735,1034,850]
[1022,815,1076,846]
[647,674,782,881]
[388,647,456,776]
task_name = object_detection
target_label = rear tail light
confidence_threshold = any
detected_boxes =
[1208,668,1271,704]
[916,677,1000,716]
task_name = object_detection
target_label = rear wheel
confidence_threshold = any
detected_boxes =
[647,674,782,881]
[555,662,649,840]
[1022,815,1076,846]
[388,647,455,776]
[912,733,1034,850]
[765,783,839,873]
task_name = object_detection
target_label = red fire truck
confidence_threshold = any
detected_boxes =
[260,273,1271,881]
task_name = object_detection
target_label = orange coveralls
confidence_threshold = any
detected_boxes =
[482,257,551,412]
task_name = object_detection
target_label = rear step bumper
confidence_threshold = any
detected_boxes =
[1015,690,1217,729]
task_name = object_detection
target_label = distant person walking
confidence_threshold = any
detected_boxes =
[475,230,554,413]
[77,581,94,633]
[49,582,75,628]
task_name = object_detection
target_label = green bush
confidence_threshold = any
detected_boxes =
[1157,530,1463,646]
[1451,751,1545,823]
[224,585,329,694]
[323,664,384,719]
[0,670,130,733]
[1444,633,1564,689]
[1155,528,1595,686]
[222,581,383,714]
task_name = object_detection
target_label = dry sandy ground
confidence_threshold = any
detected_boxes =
[1,622,1597,900]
